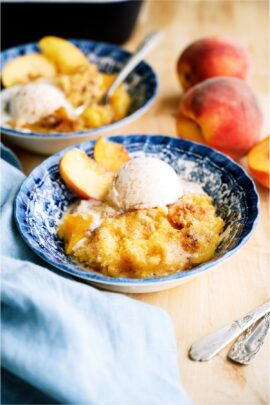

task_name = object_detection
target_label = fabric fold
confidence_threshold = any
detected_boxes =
[1,144,191,405]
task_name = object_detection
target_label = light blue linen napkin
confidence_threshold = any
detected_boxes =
[0,144,192,405]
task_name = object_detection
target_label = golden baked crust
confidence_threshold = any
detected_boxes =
[65,193,224,278]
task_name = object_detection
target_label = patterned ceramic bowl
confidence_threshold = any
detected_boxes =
[0,40,158,155]
[15,135,259,293]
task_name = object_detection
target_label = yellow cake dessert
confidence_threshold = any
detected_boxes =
[58,193,224,278]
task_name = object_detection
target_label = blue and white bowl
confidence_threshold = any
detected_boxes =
[1,40,158,155]
[15,135,259,293]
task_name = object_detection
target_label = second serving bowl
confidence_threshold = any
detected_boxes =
[1,40,158,155]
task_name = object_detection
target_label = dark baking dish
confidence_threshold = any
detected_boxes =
[1,0,143,49]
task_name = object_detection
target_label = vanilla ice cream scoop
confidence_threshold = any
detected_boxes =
[9,82,75,126]
[108,157,183,210]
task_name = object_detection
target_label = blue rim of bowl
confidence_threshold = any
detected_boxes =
[15,135,259,286]
[1,40,158,139]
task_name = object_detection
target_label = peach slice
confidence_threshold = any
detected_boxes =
[58,212,93,254]
[110,85,131,121]
[94,136,131,172]
[59,148,113,200]
[2,53,56,87]
[39,36,89,73]
[100,73,115,92]
[82,104,114,129]
[247,136,270,189]
[176,113,205,144]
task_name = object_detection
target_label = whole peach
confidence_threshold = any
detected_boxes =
[176,77,262,160]
[177,37,251,91]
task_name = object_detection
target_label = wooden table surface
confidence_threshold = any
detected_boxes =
[4,1,269,404]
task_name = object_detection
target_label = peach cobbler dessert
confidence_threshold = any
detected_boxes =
[1,36,130,133]
[57,138,224,278]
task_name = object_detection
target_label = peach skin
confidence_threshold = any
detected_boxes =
[59,148,113,200]
[177,37,251,91]
[176,77,262,160]
[247,136,270,189]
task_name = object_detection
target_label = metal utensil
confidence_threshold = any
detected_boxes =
[76,31,163,115]
[227,312,270,365]
[103,31,162,104]
[189,300,270,361]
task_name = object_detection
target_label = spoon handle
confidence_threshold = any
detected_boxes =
[189,300,270,361]
[105,31,163,101]
[227,312,270,365]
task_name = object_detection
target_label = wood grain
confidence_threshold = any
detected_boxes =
[4,1,269,404]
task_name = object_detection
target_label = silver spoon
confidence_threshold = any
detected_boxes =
[76,31,163,115]
[189,300,270,362]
